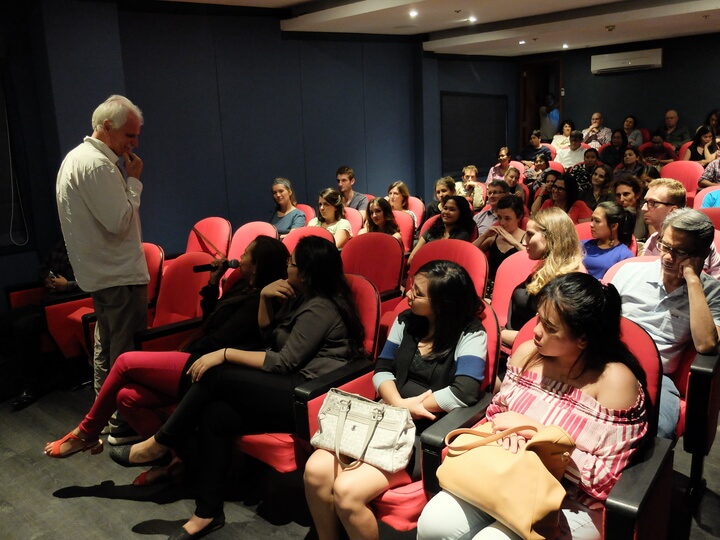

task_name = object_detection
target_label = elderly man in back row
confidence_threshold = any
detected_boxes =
[611,208,720,438]
[582,111,612,149]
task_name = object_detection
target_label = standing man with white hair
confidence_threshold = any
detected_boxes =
[56,95,149,444]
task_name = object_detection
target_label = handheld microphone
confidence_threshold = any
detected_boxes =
[192,259,240,273]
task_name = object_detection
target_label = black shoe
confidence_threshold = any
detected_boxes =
[11,391,38,412]
[108,444,171,468]
[167,514,225,540]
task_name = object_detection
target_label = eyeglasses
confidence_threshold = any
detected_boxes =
[550,185,566,192]
[644,199,674,209]
[657,241,692,258]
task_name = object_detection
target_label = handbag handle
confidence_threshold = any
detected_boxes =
[334,400,384,468]
[445,425,539,451]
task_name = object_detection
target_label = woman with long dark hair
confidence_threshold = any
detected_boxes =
[408,195,475,264]
[682,125,717,167]
[109,237,366,539]
[360,197,402,241]
[599,129,628,170]
[305,260,487,540]
[579,164,614,211]
[536,174,592,224]
[419,272,649,540]
[582,201,636,279]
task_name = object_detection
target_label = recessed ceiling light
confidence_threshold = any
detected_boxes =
[468,16,477,23]
[519,40,526,45]
[562,43,569,49]
[409,9,418,18]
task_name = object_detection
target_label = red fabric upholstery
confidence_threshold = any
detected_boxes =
[490,250,537,329]
[225,221,278,282]
[408,196,426,229]
[296,203,316,223]
[698,206,720,229]
[185,216,232,257]
[542,143,556,160]
[143,243,164,325]
[341,233,404,296]
[418,214,439,239]
[392,210,415,253]
[45,296,95,358]
[548,161,565,173]
[281,226,335,253]
[344,207,364,236]
[660,160,703,207]
[406,239,488,297]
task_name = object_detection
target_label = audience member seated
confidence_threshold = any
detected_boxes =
[473,181,510,237]
[500,208,584,349]
[456,165,485,210]
[418,273,649,540]
[641,178,720,277]
[580,164,614,211]
[612,208,720,438]
[614,176,649,243]
[551,119,574,150]
[504,166,525,204]
[268,177,306,238]
[554,130,585,169]
[529,168,561,205]
[44,237,288,475]
[523,154,550,188]
[309,188,353,249]
[388,180,418,226]
[534,174,592,225]
[409,196,475,265]
[424,177,456,222]
[614,147,658,184]
[359,197,402,242]
[582,111,612,149]
[583,202,635,279]
[110,237,367,540]
[516,129,551,169]
[641,132,678,169]
[304,260,487,540]
[622,115,644,148]
[6,239,83,412]
[336,165,369,222]
[486,147,512,183]
[682,125,717,167]
[699,156,720,189]
[703,108,720,146]
[599,129,628,170]
[474,195,526,284]
[567,147,599,193]
[656,109,691,152]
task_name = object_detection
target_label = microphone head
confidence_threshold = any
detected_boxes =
[227,259,240,269]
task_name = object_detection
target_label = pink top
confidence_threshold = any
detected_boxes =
[486,365,648,508]
[540,199,592,224]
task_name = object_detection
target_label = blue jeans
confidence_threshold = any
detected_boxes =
[658,375,681,439]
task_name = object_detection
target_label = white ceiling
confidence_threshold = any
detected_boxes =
[159,0,720,56]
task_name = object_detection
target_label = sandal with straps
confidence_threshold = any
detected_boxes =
[45,430,103,458]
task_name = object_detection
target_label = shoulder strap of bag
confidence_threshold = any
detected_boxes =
[192,226,227,258]
[445,425,538,451]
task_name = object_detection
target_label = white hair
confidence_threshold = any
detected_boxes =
[91,95,143,131]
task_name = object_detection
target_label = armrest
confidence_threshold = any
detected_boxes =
[293,359,375,403]
[604,437,674,539]
[132,317,203,350]
[683,352,720,455]
[420,393,493,494]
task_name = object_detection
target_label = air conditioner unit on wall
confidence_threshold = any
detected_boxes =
[590,48,662,74]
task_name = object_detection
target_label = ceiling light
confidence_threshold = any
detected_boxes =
[519,40,526,45]
[409,9,418,18]
[562,43,569,49]
[468,16,477,23]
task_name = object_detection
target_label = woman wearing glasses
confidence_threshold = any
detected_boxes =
[533,174,592,224]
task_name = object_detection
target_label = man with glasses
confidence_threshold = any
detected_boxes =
[611,208,720,438]
[656,109,691,152]
[642,178,720,277]
[582,112,612,149]
[473,180,510,236]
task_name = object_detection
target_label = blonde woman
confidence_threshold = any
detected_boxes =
[269,178,305,237]
[387,181,417,226]
[501,207,584,348]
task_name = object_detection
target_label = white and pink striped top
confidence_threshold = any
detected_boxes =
[487,365,648,508]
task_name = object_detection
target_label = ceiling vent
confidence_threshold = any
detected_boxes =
[590,48,662,74]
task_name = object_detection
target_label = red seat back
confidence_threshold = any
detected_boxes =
[392,210,415,253]
[344,206,364,236]
[153,252,215,327]
[408,196,426,229]
[185,216,232,258]
[341,233,404,295]
[296,203,316,222]
[282,226,335,253]
[491,250,537,328]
